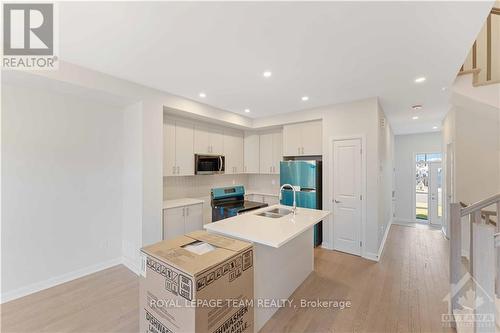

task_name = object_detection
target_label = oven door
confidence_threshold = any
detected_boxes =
[195,154,225,175]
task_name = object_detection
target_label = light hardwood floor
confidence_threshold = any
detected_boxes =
[2,225,452,333]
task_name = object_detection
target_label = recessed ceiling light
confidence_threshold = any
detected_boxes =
[433,126,438,130]
[199,92,206,98]
[263,71,272,78]
[441,87,447,91]
[301,96,309,101]
[412,116,419,120]
[412,104,423,110]
[244,109,250,113]
[414,77,426,83]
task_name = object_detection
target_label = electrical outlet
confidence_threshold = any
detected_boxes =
[271,179,276,185]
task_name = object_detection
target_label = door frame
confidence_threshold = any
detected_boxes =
[412,151,441,224]
[428,161,443,226]
[328,135,367,258]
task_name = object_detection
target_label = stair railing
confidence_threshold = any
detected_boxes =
[450,194,500,332]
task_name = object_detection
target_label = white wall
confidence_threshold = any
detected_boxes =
[377,106,394,250]
[1,83,124,300]
[394,132,442,223]
[121,102,143,274]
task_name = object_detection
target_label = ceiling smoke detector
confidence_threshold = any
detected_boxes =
[411,104,423,110]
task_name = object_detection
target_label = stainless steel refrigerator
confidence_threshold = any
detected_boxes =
[280,160,322,247]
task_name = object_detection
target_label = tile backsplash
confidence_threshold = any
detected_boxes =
[163,174,250,201]
[247,174,280,194]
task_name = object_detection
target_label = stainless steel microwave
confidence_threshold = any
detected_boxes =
[195,154,225,175]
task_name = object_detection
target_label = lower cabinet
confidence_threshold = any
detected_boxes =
[163,203,203,240]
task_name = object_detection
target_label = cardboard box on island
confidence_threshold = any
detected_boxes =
[140,230,254,333]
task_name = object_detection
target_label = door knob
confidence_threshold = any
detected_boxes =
[334,200,341,203]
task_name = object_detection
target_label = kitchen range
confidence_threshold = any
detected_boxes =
[211,185,268,222]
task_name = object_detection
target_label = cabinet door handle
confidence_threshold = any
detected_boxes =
[186,207,189,216]
[172,166,176,174]
[177,166,180,174]
[182,208,185,216]
[298,147,300,155]
[270,166,272,173]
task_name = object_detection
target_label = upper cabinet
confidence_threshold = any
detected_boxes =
[243,132,260,174]
[259,129,282,174]
[194,124,224,155]
[224,129,244,174]
[163,118,194,176]
[283,120,322,156]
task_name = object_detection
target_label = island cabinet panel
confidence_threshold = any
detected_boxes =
[194,123,224,155]
[163,203,203,240]
[243,132,260,173]
[163,118,194,177]
[224,129,244,174]
[283,120,322,156]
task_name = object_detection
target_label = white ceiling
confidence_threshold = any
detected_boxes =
[58,1,493,134]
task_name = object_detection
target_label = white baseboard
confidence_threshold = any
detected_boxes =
[363,252,379,262]
[378,219,392,259]
[122,255,140,276]
[320,242,333,250]
[363,219,392,262]
[0,257,122,304]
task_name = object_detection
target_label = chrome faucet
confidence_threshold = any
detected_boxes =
[279,183,297,215]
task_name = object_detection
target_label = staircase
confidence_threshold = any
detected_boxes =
[458,2,500,86]
[449,195,500,333]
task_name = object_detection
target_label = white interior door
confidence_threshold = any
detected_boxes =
[333,139,362,256]
[429,162,443,226]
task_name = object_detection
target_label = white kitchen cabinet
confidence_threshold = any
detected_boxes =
[243,132,260,173]
[163,118,194,176]
[184,204,203,233]
[163,203,203,240]
[164,120,176,176]
[272,131,282,173]
[282,123,302,156]
[224,129,244,174]
[259,130,282,174]
[283,120,322,156]
[163,207,185,240]
[194,124,224,155]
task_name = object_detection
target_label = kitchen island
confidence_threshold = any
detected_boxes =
[204,204,330,332]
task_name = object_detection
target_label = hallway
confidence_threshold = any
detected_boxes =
[2,225,452,333]
[261,225,453,332]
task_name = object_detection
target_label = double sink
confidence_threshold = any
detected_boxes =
[255,207,292,219]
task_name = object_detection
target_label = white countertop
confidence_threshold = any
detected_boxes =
[204,204,330,248]
[163,198,204,209]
